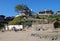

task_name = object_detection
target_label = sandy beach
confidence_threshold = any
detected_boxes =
[0,31,60,41]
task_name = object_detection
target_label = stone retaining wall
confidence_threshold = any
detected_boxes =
[32,24,54,31]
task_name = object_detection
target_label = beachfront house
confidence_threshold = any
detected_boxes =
[5,25,23,31]
[38,10,53,16]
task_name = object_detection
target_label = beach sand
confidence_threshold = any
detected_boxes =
[0,31,60,41]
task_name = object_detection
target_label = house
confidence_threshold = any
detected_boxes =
[56,11,60,15]
[5,25,23,31]
[38,10,53,16]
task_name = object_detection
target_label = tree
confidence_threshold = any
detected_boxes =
[0,15,5,30]
[52,18,60,28]
[0,22,5,30]
[20,20,32,28]
[15,4,32,16]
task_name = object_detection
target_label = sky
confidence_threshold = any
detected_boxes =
[0,0,60,16]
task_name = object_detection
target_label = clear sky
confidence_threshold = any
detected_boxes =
[0,0,60,16]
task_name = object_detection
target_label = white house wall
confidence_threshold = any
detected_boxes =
[5,25,23,30]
